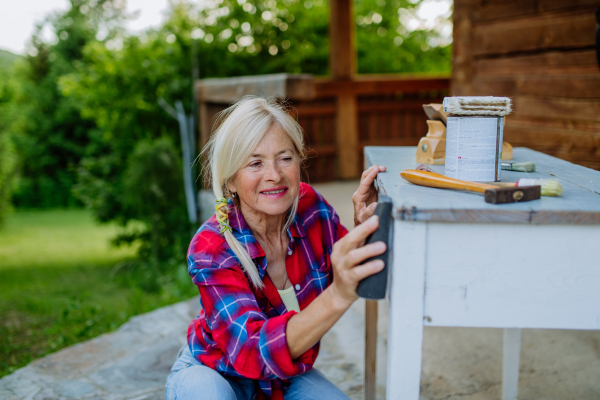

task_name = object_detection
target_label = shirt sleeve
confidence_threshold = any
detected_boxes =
[312,185,348,243]
[188,246,317,380]
[331,203,348,241]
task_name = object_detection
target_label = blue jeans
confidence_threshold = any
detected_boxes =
[165,346,350,400]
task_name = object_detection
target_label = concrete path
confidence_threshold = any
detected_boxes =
[2,181,600,399]
[0,298,196,400]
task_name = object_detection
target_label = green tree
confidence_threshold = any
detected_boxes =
[10,0,126,208]
[62,0,450,228]
[59,6,196,270]
[59,0,452,273]
[355,0,452,73]
[0,55,19,224]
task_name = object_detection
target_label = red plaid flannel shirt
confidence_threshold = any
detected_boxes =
[186,183,348,399]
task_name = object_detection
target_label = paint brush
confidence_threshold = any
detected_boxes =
[501,161,535,172]
[485,179,563,197]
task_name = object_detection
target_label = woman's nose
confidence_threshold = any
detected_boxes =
[263,161,282,182]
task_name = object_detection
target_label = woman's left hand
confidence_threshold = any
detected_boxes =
[352,165,387,226]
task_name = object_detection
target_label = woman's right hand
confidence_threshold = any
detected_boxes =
[329,215,386,305]
[286,215,386,358]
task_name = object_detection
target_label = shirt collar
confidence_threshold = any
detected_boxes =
[226,198,307,260]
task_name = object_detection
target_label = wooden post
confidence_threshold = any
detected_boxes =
[452,0,476,96]
[330,0,359,179]
[365,300,378,400]
[329,0,355,80]
[502,328,522,400]
[199,102,211,152]
[335,95,359,179]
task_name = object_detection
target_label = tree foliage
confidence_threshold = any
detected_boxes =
[0,49,25,225]
[9,0,126,209]
[5,0,452,259]
[0,60,18,225]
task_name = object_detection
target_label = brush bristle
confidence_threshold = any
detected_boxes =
[511,161,536,172]
[539,180,563,197]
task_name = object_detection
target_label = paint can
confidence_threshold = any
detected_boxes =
[444,115,504,182]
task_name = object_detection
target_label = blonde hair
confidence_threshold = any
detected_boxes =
[202,96,306,289]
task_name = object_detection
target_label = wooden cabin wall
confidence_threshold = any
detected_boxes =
[452,0,600,170]
[198,91,446,183]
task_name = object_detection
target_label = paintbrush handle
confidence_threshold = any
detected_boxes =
[482,182,516,187]
[401,170,500,194]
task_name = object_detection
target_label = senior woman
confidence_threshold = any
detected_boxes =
[166,97,387,400]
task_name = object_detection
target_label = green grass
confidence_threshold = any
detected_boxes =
[0,209,196,378]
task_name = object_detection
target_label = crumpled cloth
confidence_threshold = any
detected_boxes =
[443,96,512,116]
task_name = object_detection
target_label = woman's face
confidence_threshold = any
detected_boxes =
[228,124,300,220]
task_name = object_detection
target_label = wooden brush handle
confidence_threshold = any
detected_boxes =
[401,170,500,194]
[482,181,517,188]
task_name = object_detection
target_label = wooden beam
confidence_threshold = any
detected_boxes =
[513,96,600,123]
[199,102,211,152]
[196,73,315,103]
[336,94,360,178]
[473,0,599,22]
[471,74,600,99]
[473,10,597,57]
[474,49,599,76]
[329,0,355,79]
[330,0,359,178]
[315,75,450,97]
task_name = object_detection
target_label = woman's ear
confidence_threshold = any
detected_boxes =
[226,178,236,195]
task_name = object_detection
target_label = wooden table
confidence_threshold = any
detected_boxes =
[363,146,600,400]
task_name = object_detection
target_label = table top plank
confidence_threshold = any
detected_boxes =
[365,146,600,224]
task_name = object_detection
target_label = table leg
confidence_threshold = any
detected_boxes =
[502,328,522,400]
[365,300,378,400]
[386,221,427,400]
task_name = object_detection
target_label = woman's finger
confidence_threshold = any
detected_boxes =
[355,167,379,197]
[341,241,387,270]
[349,259,385,282]
[355,203,377,225]
[360,166,374,181]
[355,165,386,199]
[335,215,380,254]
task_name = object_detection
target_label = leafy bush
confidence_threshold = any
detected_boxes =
[9,0,125,209]
[0,54,18,225]
[75,137,192,290]
[120,137,190,264]
[7,0,452,268]
[0,133,15,225]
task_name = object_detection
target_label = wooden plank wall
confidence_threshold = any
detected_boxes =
[453,0,600,170]
[198,79,449,183]
[293,90,447,182]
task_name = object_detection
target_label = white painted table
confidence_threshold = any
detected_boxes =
[364,146,600,400]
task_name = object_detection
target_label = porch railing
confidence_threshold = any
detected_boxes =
[196,73,450,182]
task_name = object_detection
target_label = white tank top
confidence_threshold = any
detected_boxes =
[277,286,300,313]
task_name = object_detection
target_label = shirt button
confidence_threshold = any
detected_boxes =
[295,284,301,291]
[287,249,292,256]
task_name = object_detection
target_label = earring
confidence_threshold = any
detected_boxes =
[231,192,236,198]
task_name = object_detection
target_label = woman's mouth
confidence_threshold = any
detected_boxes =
[260,187,288,198]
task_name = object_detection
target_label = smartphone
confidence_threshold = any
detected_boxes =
[356,195,392,300]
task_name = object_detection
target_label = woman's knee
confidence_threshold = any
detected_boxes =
[166,365,237,400]
[285,368,350,400]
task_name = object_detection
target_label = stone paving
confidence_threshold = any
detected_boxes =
[0,294,372,400]
[2,181,600,399]
[0,298,195,400]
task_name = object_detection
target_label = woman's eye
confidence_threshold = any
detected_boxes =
[281,157,293,162]
[249,162,261,168]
